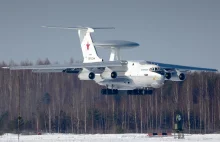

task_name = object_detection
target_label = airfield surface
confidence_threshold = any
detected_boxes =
[1,133,220,142]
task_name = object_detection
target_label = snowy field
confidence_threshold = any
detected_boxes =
[0,133,220,142]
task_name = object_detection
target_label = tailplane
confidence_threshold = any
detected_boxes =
[42,26,114,63]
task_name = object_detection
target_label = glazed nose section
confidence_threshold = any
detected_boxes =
[157,74,165,84]
[155,74,165,81]
[151,74,165,88]
[160,74,165,81]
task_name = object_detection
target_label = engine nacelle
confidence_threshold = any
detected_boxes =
[101,71,117,79]
[78,72,95,80]
[169,72,186,81]
[165,72,171,80]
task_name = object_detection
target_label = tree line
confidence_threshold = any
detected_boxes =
[0,59,220,134]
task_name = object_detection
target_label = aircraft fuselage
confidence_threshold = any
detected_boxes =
[92,61,165,90]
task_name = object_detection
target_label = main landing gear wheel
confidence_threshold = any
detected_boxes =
[101,89,118,95]
[127,89,153,95]
[101,89,153,95]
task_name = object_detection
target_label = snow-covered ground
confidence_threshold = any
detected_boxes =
[0,133,220,142]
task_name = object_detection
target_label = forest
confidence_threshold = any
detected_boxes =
[0,59,220,134]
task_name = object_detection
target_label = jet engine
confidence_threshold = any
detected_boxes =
[165,72,171,80]
[169,72,186,81]
[78,72,95,80]
[101,71,117,79]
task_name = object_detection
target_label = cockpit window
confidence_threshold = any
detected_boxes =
[150,67,164,75]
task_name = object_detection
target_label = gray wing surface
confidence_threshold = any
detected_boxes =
[6,61,125,73]
[146,61,218,72]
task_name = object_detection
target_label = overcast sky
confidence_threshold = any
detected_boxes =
[0,0,219,69]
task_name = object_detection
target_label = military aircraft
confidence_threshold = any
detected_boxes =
[3,26,217,95]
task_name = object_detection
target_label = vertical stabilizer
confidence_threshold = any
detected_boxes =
[42,26,114,63]
[78,28,103,63]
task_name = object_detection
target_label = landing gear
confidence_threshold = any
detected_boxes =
[101,85,118,95]
[101,89,153,95]
[127,89,153,95]
[101,89,118,95]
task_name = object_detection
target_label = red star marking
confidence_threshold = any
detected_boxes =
[86,43,90,50]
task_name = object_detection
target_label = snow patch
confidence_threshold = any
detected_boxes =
[0,133,220,142]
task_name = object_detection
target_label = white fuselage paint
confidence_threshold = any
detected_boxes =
[94,61,165,90]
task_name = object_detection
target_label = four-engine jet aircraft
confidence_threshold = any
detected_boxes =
[4,27,218,95]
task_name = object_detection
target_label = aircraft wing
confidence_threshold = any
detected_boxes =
[3,61,126,73]
[146,61,218,72]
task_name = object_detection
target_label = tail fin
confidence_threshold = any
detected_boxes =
[42,26,114,63]
[78,28,103,63]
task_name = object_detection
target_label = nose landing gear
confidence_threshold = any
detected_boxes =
[101,88,153,95]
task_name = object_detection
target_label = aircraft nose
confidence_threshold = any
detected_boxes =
[151,73,165,88]
[155,74,165,81]
[157,75,165,83]
[151,77,164,88]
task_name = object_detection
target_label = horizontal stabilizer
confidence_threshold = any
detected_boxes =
[41,26,115,30]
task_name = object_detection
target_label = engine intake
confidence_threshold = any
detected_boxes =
[111,71,117,79]
[78,72,95,80]
[178,73,185,81]
[88,72,95,80]
[168,72,186,81]
[101,71,118,79]
[165,72,171,80]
